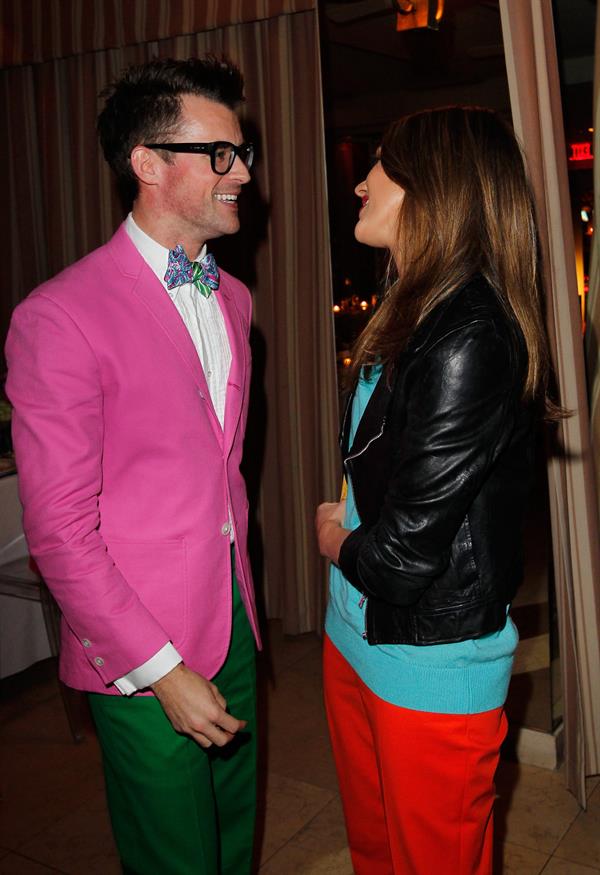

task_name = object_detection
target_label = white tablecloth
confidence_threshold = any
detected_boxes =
[0,475,52,678]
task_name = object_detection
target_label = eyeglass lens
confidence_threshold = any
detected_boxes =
[213,143,254,174]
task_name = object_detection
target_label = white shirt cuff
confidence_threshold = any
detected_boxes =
[113,643,183,695]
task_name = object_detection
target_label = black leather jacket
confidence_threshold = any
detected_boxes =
[338,276,535,645]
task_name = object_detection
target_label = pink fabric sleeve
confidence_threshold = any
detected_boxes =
[5,293,170,684]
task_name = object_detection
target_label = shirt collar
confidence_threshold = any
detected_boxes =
[125,212,207,300]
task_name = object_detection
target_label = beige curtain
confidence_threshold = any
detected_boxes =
[239,15,341,633]
[0,6,339,635]
[0,0,315,67]
[500,0,600,806]
[588,0,600,560]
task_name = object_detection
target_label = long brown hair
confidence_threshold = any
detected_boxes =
[350,106,555,412]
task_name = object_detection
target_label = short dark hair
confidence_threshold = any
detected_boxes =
[97,56,245,203]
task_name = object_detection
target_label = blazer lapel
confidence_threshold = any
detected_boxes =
[107,224,224,443]
[217,276,247,456]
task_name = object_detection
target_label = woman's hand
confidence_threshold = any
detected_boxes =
[316,500,350,564]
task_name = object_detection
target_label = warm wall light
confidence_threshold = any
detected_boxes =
[333,304,341,313]
[360,300,369,311]
[396,0,444,31]
[343,357,352,368]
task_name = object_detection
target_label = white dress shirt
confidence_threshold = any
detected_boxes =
[113,214,232,695]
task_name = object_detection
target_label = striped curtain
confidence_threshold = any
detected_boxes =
[0,6,340,635]
[588,0,600,586]
[0,0,315,67]
[500,0,600,805]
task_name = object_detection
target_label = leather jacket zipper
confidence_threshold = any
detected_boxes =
[344,417,387,466]
[342,409,386,647]
[358,594,368,639]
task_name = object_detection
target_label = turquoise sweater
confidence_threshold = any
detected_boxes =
[325,368,518,714]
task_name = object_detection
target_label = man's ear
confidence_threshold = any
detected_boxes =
[130,145,163,188]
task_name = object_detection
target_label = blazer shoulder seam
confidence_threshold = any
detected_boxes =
[30,292,103,373]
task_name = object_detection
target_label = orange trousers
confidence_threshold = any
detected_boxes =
[323,635,507,875]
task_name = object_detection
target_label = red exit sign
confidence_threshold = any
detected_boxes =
[569,141,594,162]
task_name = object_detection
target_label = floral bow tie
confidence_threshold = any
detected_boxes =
[164,244,220,298]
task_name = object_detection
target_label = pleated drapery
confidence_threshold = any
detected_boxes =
[0,0,315,67]
[588,0,600,585]
[500,0,600,806]
[0,6,340,636]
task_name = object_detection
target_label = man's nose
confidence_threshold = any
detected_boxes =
[230,155,251,183]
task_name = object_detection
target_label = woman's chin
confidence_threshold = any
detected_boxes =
[354,225,387,249]
[354,224,370,245]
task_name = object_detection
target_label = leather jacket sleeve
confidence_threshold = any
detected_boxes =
[338,318,523,606]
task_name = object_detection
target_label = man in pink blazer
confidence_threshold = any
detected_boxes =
[6,57,261,874]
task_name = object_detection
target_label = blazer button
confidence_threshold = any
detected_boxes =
[94,657,105,667]
[82,638,91,648]
[221,522,232,536]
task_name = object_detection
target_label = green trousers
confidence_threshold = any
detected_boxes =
[89,572,257,875]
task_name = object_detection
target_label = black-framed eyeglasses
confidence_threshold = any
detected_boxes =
[144,141,254,175]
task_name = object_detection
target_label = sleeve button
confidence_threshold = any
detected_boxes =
[221,522,231,536]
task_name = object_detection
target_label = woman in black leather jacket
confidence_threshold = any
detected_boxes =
[316,107,554,875]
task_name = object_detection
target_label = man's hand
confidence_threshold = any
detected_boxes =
[151,663,246,748]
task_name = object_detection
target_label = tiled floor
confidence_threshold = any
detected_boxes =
[1,621,599,874]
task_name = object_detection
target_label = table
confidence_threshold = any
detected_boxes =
[0,474,52,679]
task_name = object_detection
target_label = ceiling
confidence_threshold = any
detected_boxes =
[321,0,597,135]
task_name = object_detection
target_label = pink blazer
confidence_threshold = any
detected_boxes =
[6,224,261,694]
